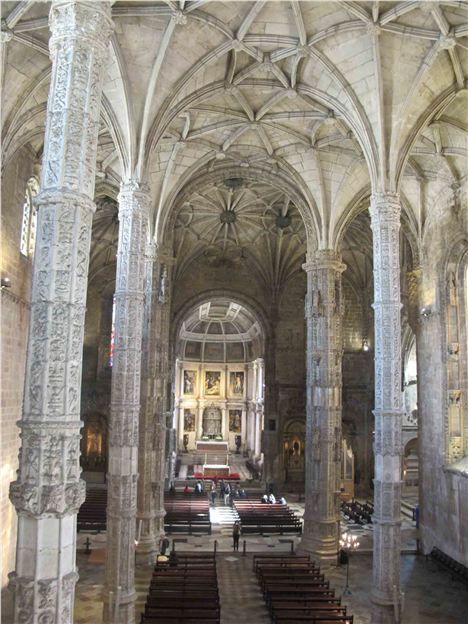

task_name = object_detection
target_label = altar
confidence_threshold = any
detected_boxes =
[203,464,230,477]
[196,440,229,452]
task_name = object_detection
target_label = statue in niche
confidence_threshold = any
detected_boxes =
[158,264,168,304]
[449,272,457,305]
[312,428,320,461]
[312,289,322,317]
[202,405,222,437]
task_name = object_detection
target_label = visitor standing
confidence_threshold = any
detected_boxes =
[232,521,241,551]
[159,533,170,556]
[224,482,231,505]
[210,481,217,505]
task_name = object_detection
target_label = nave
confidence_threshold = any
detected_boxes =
[2,1,468,623]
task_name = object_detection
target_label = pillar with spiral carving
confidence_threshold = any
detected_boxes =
[369,193,403,606]
[8,3,113,623]
[301,249,345,561]
[103,181,150,624]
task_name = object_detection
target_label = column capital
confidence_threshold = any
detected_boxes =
[117,181,151,226]
[49,1,113,55]
[303,249,346,273]
[369,192,401,223]
[145,241,157,261]
[119,179,151,202]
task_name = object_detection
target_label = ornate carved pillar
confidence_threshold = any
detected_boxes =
[103,181,150,624]
[8,3,112,623]
[301,249,345,561]
[369,193,403,606]
[136,248,174,563]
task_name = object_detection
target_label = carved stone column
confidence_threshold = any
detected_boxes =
[103,182,150,624]
[369,193,403,606]
[136,248,174,564]
[301,249,345,561]
[8,3,112,623]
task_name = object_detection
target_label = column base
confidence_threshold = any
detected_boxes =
[370,603,398,624]
[103,589,137,624]
[371,585,402,609]
[135,540,157,566]
[297,534,339,565]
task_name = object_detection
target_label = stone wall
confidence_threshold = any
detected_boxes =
[418,183,468,566]
[0,147,35,589]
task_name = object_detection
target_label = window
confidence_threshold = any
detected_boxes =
[20,177,40,257]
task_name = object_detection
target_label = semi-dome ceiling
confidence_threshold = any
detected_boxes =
[178,298,264,362]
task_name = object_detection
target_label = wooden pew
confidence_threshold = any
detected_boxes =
[255,555,353,624]
[77,488,107,532]
[141,550,220,624]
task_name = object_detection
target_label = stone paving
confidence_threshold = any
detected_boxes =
[68,495,467,624]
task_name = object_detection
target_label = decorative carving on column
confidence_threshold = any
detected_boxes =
[301,249,345,561]
[8,3,112,623]
[369,193,403,606]
[445,268,463,461]
[136,246,174,564]
[103,181,150,624]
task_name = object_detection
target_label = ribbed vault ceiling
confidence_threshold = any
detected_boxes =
[2,0,467,253]
[173,179,307,292]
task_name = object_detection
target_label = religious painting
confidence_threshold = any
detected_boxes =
[205,371,221,396]
[229,409,242,433]
[183,370,197,395]
[183,410,195,432]
[229,371,244,395]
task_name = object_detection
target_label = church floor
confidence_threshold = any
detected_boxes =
[68,494,464,624]
[68,542,467,624]
[1,528,466,623]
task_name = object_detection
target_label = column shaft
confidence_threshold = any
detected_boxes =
[369,193,403,605]
[8,3,112,623]
[301,250,345,561]
[136,251,173,563]
[104,182,149,624]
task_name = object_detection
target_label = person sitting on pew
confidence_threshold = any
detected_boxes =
[183,484,191,495]
[261,494,268,504]
[268,493,276,504]
[279,496,286,505]
[239,488,247,498]
[194,480,203,495]
[168,550,178,567]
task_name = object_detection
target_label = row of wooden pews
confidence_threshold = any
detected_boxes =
[341,500,373,525]
[233,500,302,534]
[164,493,211,534]
[77,488,107,532]
[254,555,353,623]
[140,552,220,623]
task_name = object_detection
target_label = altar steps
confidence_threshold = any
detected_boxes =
[210,503,240,528]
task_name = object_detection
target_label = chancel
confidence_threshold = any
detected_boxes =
[1,1,467,624]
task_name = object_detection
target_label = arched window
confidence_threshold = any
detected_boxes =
[20,177,40,257]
